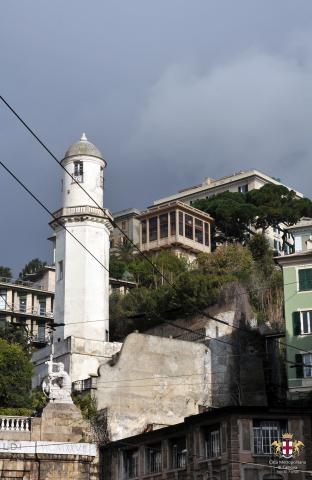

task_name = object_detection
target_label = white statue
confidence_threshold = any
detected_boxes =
[43,356,73,404]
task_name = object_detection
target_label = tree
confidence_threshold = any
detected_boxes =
[114,239,135,263]
[0,338,33,408]
[194,184,312,247]
[196,244,254,280]
[109,255,127,279]
[0,266,12,280]
[19,258,46,280]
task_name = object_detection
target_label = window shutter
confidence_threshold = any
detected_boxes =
[295,354,304,379]
[299,269,312,291]
[293,311,301,336]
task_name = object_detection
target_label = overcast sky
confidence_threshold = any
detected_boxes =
[2,1,312,275]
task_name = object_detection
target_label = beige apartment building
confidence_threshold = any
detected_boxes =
[111,170,303,257]
[137,201,213,261]
[153,169,303,254]
[0,266,55,346]
[0,266,135,346]
[111,208,141,249]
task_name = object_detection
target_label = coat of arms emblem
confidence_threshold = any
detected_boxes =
[271,433,304,459]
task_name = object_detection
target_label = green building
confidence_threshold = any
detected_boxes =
[278,248,312,395]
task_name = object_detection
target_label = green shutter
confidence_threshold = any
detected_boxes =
[293,311,301,336]
[295,354,304,379]
[299,269,312,291]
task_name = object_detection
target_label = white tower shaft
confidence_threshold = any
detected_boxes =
[51,134,111,343]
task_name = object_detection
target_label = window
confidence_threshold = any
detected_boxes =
[274,239,278,251]
[19,296,27,313]
[121,221,127,231]
[300,310,312,334]
[141,220,147,244]
[39,299,46,316]
[110,239,115,248]
[0,315,6,328]
[204,223,209,246]
[204,428,220,458]
[195,219,203,244]
[303,353,312,378]
[159,214,168,239]
[298,268,312,291]
[58,261,64,281]
[253,421,286,455]
[238,184,248,193]
[73,161,83,182]
[185,215,193,240]
[294,353,312,378]
[170,211,176,236]
[146,443,162,474]
[170,437,186,469]
[100,166,104,188]
[0,290,7,310]
[179,212,184,236]
[124,450,139,479]
[149,217,158,242]
[37,320,46,342]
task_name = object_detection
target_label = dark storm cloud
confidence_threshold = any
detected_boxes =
[1,0,312,273]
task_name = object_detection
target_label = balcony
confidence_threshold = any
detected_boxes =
[0,303,54,319]
[0,276,48,292]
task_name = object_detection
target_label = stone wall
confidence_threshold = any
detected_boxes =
[0,403,98,480]
[96,333,211,441]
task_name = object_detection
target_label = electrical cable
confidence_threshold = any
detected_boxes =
[0,95,174,288]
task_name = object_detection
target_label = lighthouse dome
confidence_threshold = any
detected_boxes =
[64,133,104,161]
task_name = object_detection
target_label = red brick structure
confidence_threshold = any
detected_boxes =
[102,406,312,480]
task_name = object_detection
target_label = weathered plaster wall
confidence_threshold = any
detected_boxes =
[32,337,122,387]
[96,333,211,441]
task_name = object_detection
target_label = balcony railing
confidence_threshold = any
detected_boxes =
[0,416,31,432]
[0,276,46,291]
[0,303,54,318]
[53,205,105,219]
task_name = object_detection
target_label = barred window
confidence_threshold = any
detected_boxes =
[204,428,220,458]
[146,443,162,474]
[124,450,139,479]
[253,421,286,455]
[170,437,186,469]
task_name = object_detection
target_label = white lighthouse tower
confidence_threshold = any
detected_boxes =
[51,133,112,343]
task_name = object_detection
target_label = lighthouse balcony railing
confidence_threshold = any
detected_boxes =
[53,205,104,218]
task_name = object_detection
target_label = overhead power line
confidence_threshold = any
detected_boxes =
[1,96,310,368]
[0,160,110,275]
[0,95,174,288]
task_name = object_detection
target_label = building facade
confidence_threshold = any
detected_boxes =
[153,170,303,254]
[103,406,311,480]
[277,250,312,396]
[0,267,55,345]
[111,208,141,250]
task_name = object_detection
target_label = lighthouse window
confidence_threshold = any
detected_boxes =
[73,161,84,182]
